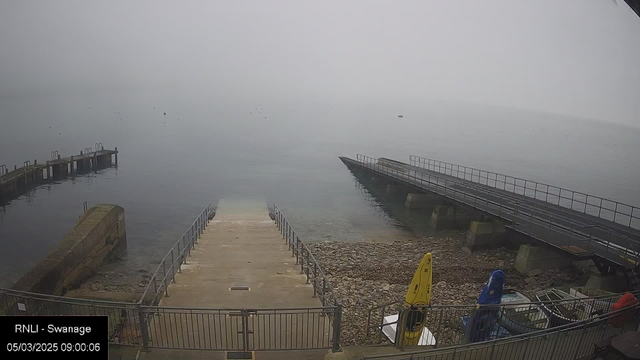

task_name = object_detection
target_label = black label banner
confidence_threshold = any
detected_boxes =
[0,316,108,359]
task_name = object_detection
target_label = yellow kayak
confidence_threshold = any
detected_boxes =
[401,252,432,345]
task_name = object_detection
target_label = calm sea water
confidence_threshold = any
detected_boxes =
[1,96,639,287]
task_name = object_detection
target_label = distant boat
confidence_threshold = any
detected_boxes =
[398,115,404,118]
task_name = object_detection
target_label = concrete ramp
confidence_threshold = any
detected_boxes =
[160,198,318,308]
[148,199,333,352]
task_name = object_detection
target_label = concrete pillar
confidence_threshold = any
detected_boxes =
[52,164,69,178]
[70,156,74,173]
[463,221,506,253]
[46,161,51,179]
[430,205,455,230]
[404,193,440,209]
[514,245,571,275]
[52,164,61,178]
[429,205,472,230]
[454,208,472,228]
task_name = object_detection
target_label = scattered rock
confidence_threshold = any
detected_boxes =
[528,269,542,276]
[309,232,586,346]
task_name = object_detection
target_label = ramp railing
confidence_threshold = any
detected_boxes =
[409,155,640,230]
[273,203,343,351]
[139,204,211,305]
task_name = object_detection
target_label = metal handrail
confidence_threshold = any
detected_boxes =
[354,155,639,267]
[403,156,640,258]
[138,204,211,305]
[362,301,640,360]
[273,204,340,306]
[273,203,343,351]
[0,205,342,352]
[409,155,640,230]
[365,289,640,347]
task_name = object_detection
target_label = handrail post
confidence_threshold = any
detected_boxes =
[195,219,200,243]
[183,235,189,262]
[171,250,176,282]
[332,303,342,352]
[394,306,405,350]
[312,262,317,297]
[322,278,327,307]
[306,250,311,283]
[292,235,296,257]
[162,261,169,297]
[178,241,184,268]
[137,305,150,351]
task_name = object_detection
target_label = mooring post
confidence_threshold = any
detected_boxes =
[115,147,118,166]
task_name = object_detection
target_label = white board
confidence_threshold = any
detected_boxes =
[381,314,436,346]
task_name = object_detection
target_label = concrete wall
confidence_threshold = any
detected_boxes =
[12,204,126,295]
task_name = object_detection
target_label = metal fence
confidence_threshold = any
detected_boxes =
[139,204,211,305]
[353,155,640,268]
[362,302,640,360]
[0,204,343,353]
[143,306,335,351]
[365,290,638,349]
[409,155,640,231]
[0,288,144,346]
[273,203,343,350]
[0,288,337,352]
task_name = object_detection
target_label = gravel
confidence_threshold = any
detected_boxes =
[310,231,588,346]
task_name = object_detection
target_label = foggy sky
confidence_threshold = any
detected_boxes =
[1,1,639,126]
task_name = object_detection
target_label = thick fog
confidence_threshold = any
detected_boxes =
[0,0,639,127]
